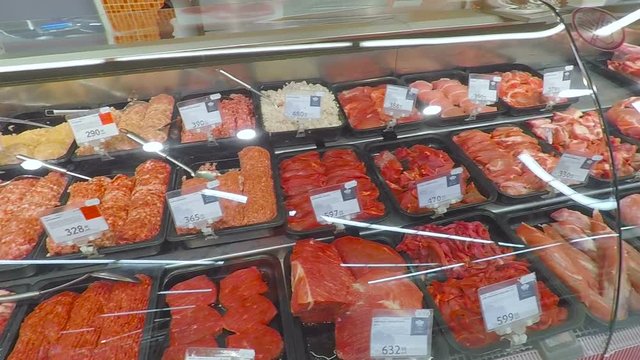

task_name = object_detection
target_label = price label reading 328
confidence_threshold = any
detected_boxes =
[40,199,110,245]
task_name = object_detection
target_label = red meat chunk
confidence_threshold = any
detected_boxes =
[223,295,278,333]
[333,236,406,279]
[219,267,268,309]
[335,307,374,360]
[226,324,283,360]
[169,305,224,346]
[166,275,217,308]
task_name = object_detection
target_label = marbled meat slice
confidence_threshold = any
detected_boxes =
[169,305,224,346]
[333,236,406,279]
[290,239,356,323]
[166,275,217,308]
[162,337,218,360]
[239,146,277,224]
[223,294,277,332]
[219,267,268,309]
[213,170,245,229]
[226,324,283,360]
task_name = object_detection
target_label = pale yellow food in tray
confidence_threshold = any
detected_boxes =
[0,123,74,165]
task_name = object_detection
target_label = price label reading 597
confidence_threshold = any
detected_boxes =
[310,180,360,222]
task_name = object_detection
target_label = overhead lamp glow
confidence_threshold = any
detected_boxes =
[236,128,257,140]
[557,89,593,98]
[142,141,164,152]
[593,9,640,36]
[20,159,43,170]
[422,105,442,116]
[0,59,106,73]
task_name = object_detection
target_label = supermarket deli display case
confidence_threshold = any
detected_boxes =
[1,1,640,360]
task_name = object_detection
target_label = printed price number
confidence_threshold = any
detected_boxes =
[370,309,432,359]
[167,180,223,229]
[284,93,323,120]
[310,180,360,222]
[381,345,407,356]
[41,199,109,245]
[68,107,119,144]
[496,312,516,326]
[416,168,463,209]
[551,153,602,183]
[183,213,206,225]
[178,94,222,131]
[64,224,90,237]
[479,272,540,332]
[85,128,107,139]
[543,65,573,96]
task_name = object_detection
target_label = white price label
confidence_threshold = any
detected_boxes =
[468,74,500,105]
[551,153,602,183]
[185,348,255,360]
[68,108,119,144]
[417,167,463,209]
[479,273,541,332]
[383,85,418,117]
[370,309,432,358]
[632,101,640,113]
[543,65,573,96]
[168,181,223,229]
[284,92,323,120]
[41,199,109,245]
[178,94,222,130]
[310,180,360,222]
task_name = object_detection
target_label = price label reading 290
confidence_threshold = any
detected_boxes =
[67,107,119,145]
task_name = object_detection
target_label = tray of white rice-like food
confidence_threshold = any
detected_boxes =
[258,80,346,145]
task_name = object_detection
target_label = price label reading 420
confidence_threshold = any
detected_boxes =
[284,92,323,120]
[370,309,433,359]
[478,272,541,332]
[309,180,360,222]
[468,74,501,105]
[178,94,223,131]
[167,180,223,229]
[551,153,602,184]
[40,199,109,245]
[67,107,119,145]
[383,85,418,117]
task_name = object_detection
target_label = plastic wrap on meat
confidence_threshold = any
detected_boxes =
[338,85,421,130]
[181,94,256,142]
[607,97,640,140]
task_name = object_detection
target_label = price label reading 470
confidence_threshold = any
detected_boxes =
[417,167,463,209]
[478,272,541,332]
[309,180,360,222]
[67,107,119,144]
[383,85,418,117]
[370,309,433,359]
[40,199,109,245]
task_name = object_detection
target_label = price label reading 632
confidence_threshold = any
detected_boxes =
[381,345,406,356]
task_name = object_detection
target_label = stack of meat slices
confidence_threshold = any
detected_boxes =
[495,70,568,108]
[8,274,152,360]
[162,267,283,360]
[607,45,640,79]
[528,109,640,180]
[397,221,568,348]
[409,78,497,118]
[181,93,256,143]
[607,97,640,140]
[373,144,486,214]
[280,148,385,231]
[46,159,171,256]
[177,146,277,234]
[76,94,175,156]
[453,126,559,196]
[290,236,423,360]
[0,172,67,260]
[337,85,421,130]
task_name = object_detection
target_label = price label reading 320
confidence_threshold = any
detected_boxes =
[468,74,501,105]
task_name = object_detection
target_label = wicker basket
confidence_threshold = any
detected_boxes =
[99,0,165,44]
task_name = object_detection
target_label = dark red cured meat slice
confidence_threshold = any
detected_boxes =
[223,295,278,332]
[335,307,374,360]
[291,240,356,323]
[166,275,217,308]
[162,337,218,360]
[333,236,406,279]
[169,305,224,346]
[350,272,423,310]
[226,324,283,360]
[219,267,268,309]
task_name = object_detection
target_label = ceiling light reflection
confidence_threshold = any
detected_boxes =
[593,9,640,36]
[422,105,442,116]
[201,188,247,203]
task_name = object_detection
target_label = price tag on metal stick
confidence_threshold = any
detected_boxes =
[310,180,360,222]
[67,107,119,144]
[417,167,463,209]
[479,272,541,333]
[632,101,640,113]
[284,92,323,120]
[468,74,500,105]
[543,65,573,96]
[178,94,222,130]
[41,199,109,245]
[383,85,418,117]
[185,347,255,360]
[551,153,602,184]
[167,180,223,230]
[370,309,433,359]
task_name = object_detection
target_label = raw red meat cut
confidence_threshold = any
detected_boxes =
[607,97,640,140]
[621,194,640,225]
[223,295,278,332]
[169,305,224,345]
[608,45,640,79]
[335,307,374,360]
[166,275,217,308]
[219,267,268,309]
[409,78,497,118]
[351,272,423,310]
[290,239,356,323]
[162,337,218,360]
[333,236,406,279]
[226,324,283,360]
[181,93,256,142]
[495,70,565,108]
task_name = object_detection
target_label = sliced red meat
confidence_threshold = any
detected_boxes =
[162,337,218,360]
[226,324,283,360]
[351,272,423,309]
[409,80,432,92]
[219,267,268,309]
[335,307,374,360]
[223,295,278,332]
[290,240,356,323]
[333,236,406,279]
[166,275,217,308]
[169,305,224,346]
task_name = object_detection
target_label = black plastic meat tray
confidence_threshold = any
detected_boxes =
[282,235,450,360]
[32,156,173,260]
[397,211,585,355]
[70,94,180,163]
[446,123,561,204]
[603,186,640,248]
[169,88,265,154]
[587,57,640,93]
[364,134,497,219]
[332,76,425,138]
[0,111,78,171]
[276,145,391,239]
[167,148,285,249]
[256,79,346,148]
[400,70,504,126]
[0,281,31,356]
[501,203,637,328]
[143,255,298,360]
[464,63,578,116]
[0,265,161,360]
